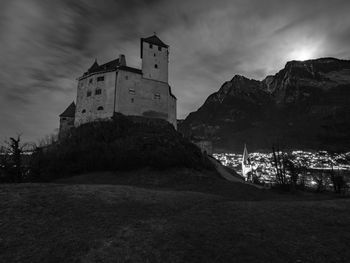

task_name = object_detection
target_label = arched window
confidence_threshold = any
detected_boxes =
[97,106,104,111]
[82,109,86,113]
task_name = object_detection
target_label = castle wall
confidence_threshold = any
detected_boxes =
[74,71,116,126]
[59,116,74,137]
[116,70,172,124]
[168,94,177,129]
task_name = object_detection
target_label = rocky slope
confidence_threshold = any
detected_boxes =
[179,58,350,152]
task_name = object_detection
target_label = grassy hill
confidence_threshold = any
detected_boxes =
[1,170,349,263]
[31,114,214,181]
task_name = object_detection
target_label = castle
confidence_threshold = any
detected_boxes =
[59,34,177,136]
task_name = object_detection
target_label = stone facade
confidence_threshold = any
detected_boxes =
[59,35,177,133]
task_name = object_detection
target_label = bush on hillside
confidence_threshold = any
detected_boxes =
[31,114,214,181]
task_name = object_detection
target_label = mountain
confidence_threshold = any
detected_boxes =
[179,58,350,152]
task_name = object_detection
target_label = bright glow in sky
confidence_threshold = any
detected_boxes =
[291,48,316,61]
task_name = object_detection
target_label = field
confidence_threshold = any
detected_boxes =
[1,169,350,263]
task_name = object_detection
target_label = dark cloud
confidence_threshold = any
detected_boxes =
[1,0,350,142]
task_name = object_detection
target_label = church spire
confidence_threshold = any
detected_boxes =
[242,144,250,165]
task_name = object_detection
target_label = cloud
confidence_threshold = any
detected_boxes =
[0,0,350,142]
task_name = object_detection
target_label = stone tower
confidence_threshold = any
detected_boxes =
[141,34,169,83]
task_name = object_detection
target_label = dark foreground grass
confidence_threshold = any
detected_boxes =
[1,171,350,263]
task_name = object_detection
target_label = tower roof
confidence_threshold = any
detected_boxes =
[88,59,100,72]
[59,102,76,118]
[142,35,169,48]
[242,144,251,165]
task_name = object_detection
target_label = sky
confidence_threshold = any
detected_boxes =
[1,0,350,143]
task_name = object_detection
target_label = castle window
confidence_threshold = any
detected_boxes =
[87,91,92,97]
[95,89,102,95]
[158,46,162,51]
[154,93,161,100]
[89,78,93,84]
[82,109,86,113]
[154,53,156,57]
[131,98,134,103]
[128,88,135,95]
[61,117,67,121]
[97,106,104,111]
[154,64,158,69]
[97,76,104,82]
[125,75,128,80]
[149,44,153,49]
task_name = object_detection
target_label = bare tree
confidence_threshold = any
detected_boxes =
[272,145,300,190]
[272,145,287,186]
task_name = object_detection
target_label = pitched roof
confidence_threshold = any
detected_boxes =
[118,66,142,74]
[84,58,120,76]
[59,102,76,118]
[88,59,99,72]
[142,35,169,48]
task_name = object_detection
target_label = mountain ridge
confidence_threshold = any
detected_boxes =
[179,57,350,152]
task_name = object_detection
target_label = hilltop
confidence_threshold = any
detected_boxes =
[32,114,214,181]
[179,58,350,152]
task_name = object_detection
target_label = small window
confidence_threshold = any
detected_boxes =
[97,106,104,111]
[87,91,92,97]
[154,53,156,57]
[131,98,134,103]
[158,46,162,51]
[125,75,128,80]
[97,76,104,82]
[95,89,102,95]
[128,88,135,95]
[154,64,158,69]
[149,44,153,49]
[82,109,86,113]
[89,78,93,84]
[61,117,67,121]
[154,93,161,100]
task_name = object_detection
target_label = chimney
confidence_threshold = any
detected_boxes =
[119,54,126,66]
